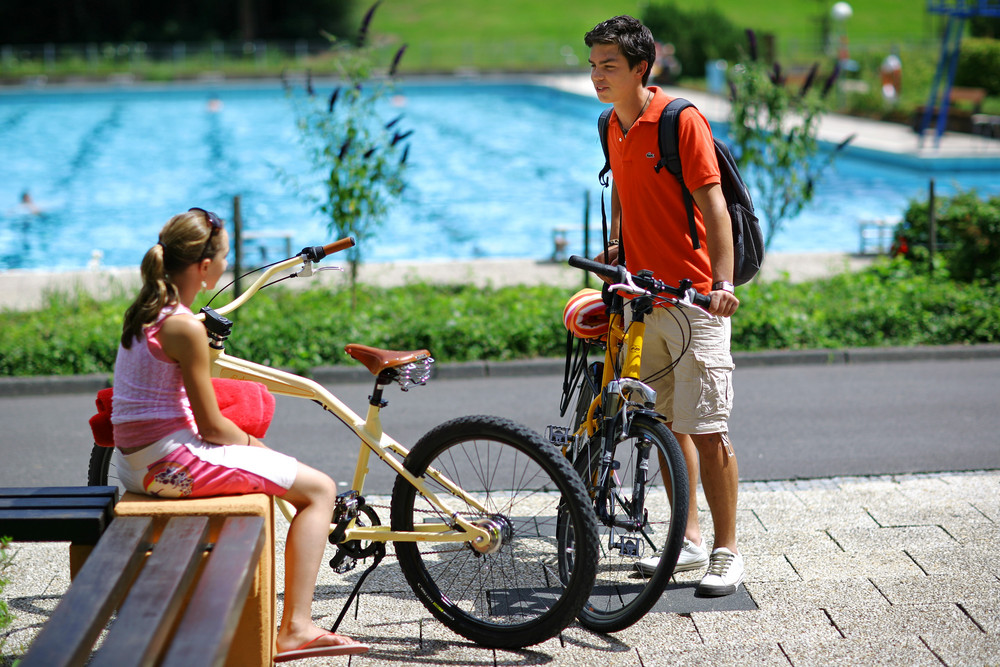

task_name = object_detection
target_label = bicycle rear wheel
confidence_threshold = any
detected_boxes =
[568,413,688,633]
[390,415,598,649]
[87,443,128,497]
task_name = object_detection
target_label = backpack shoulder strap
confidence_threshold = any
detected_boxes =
[598,107,613,187]
[654,98,701,249]
[654,97,694,179]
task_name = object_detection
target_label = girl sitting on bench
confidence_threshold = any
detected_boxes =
[110,208,368,662]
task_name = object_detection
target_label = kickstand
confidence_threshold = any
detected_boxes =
[330,543,386,634]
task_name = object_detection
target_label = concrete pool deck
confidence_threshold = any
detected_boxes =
[537,73,1000,167]
[0,251,874,313]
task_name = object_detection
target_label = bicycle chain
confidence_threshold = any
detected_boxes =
[341,502,482,560]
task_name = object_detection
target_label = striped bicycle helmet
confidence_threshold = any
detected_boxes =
[562,288,609,339]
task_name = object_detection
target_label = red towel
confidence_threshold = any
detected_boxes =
[89,378,276,447]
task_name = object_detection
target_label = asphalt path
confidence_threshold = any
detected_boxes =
[1,355,998,494]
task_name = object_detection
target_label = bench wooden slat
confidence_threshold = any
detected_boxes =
[0,497,114,510]
[0,508,113,544]
[90,516,211,667]
[19,516,155,667]
[160,516,266,667]
[0,486,117,499]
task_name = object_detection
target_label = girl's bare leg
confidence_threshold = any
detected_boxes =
[275,462,362,652]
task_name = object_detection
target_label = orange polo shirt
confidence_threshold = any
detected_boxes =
[607,87,720,294]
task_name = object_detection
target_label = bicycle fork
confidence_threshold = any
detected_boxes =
[594,409,653,534]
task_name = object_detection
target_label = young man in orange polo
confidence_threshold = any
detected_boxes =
[585,15,744,596]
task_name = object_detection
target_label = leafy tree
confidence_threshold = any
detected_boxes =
[285,1,411,302]
[727,30,852,250]
[0,0,354,43]
[642,2,744,82]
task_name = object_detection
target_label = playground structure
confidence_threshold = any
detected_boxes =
[919,0,1000,145]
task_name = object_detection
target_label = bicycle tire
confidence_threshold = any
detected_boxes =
[568,413,688,633]
[87,443,114,487]
[571,361,602,439]
[390,415,598,649]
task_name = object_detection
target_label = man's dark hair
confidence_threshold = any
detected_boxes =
[585,15,656,86]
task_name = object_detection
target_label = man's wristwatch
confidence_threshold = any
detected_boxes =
[712,280,735,293]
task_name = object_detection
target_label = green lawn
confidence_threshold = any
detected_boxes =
[355,0,644,71]
[363,0,945,71]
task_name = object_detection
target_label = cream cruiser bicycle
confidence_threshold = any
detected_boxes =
[89,238,598,649]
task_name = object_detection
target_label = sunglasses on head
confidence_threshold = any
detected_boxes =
[189,207,223,260]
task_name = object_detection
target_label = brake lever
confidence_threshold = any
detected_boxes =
[609,271,647,297]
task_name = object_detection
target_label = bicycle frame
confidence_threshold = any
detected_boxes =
[570,289,663,532]
[576,291,658,444]
[200,246,492,548]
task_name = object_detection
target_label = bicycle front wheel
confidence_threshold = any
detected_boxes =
[570,413,688,633]
[390,415,598,649]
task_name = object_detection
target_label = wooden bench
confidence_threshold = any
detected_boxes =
[19,512,266,667]
[917,86,989,134]
[0,486,118,577]
[113,492,276,667]
[948,86,987,113]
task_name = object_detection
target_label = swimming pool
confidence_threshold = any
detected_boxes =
[1,79,999,271]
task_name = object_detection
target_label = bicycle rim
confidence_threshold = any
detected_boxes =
[390,415,598,649]
[572,413,688,633]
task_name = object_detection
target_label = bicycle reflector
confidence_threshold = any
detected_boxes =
[563,288,609,339]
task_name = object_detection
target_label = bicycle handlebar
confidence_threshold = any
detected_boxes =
[197,236,356,321]
[567,255,712,309]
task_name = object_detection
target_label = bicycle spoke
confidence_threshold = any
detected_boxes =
[391,415,597,648]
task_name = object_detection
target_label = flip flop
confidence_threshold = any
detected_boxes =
[274,633,370,663]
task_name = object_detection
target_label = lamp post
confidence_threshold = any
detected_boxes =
[831,1,853,68]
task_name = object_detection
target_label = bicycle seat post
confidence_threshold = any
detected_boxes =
[371,372,395,407]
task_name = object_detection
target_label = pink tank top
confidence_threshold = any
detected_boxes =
[111,303,198,448]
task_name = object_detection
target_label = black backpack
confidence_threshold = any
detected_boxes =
[599,97,764,285]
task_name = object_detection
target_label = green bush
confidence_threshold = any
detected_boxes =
[734,259,1000,348]
[1,536,14,649]
[896,189,1000,283]
[0,291,122,377]
[956,37,1000,97]
[642,2,745,80]
[2,262,999,380]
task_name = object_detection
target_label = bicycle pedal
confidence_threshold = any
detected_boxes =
[610,535,643,558]
[545,425,576,448]
[329,552,358,574]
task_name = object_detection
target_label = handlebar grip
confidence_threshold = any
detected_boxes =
[322,237,356,257]
[299,237,356,262]
[567,255,621,281]
[691,291,712,309]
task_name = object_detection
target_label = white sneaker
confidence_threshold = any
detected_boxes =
[635,538,709,576]
[675,538,710,572]
[695,547,745,597]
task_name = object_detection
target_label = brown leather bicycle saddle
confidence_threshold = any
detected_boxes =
[344,344,431,375]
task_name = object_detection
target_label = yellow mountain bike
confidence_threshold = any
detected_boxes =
[548,255,711,633]
[88,238,598,649]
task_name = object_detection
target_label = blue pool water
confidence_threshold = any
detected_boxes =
[1,79,999,272]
